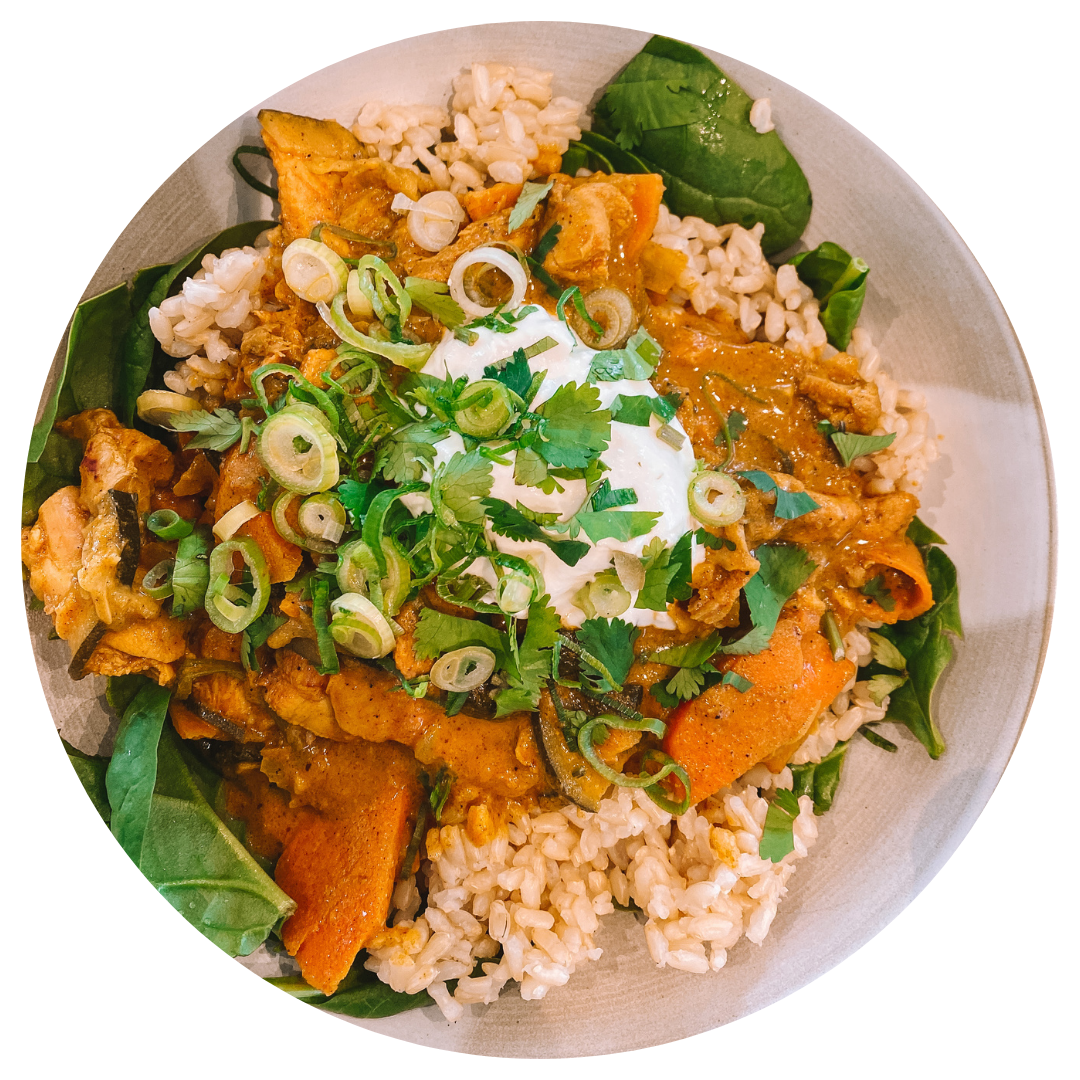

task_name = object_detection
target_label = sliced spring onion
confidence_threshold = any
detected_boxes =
[572,287,637,349]
[281,238,349,304]
[310,221,397,257]
[689,471,746,527]
[430,646,496,692]
[317,294,433,371]
[448,246,528,318]
[141,559,175,600]
[272,490,325,553]
[205,537,270,634]
[822,609,846,662]
[257,405,339,493]
[452,379,514,438]
[612,551,645,592]
[329,592,396,659]
[213,499,260,541]
[171,525,211,617]
[658,423,686,450]
[392,191,465,252]
[335,537,411,616]
[135,389,201,429]
[310,575,340,675]
[496,568,535,617]
[352,254,412,325]
[146,509,193,540]
[574,573,631,619]
[346,268,374,318]
[298,493,346,545]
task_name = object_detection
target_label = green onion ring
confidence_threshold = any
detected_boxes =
[204,537,270,634]
[146,509,193,540]
[141,559,175,600]
[689,470,746,527]
[430,646,496,693]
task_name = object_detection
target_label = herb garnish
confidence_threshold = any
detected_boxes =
[738,470,820,520]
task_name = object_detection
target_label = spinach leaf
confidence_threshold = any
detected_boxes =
[105,678,172,864]
[790,741,849,814]
[788,242,869,350]
[875,544,962,758]
[592,36,811,254]
[570,129,653,175]
[141,727,296,955]
[120,220,275,426]
[22,428,82,525]
[62,738,111,823]
[907,515,946,547]
[269,971,434,1018]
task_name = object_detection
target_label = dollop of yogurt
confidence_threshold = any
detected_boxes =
[408,307,701,628]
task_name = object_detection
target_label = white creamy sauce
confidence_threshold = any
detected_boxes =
[409,308,702,628]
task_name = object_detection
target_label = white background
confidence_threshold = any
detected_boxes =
[2,2,1074,1076]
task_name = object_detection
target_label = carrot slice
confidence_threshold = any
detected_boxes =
[238,511,303,584]
[859,536,934,622]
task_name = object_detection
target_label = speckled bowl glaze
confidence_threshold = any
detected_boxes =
[29,21,1054,1059]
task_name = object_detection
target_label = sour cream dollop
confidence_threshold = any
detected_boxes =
[408,307,701,628]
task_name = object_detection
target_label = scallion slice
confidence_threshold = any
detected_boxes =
[572,287,637,349]
[336,537,411,616]
[204,537,270,634]
[429,646,496,693]
[452,379,514,438]
[658,423,686,450]
[257,405,339,494]
[298,493,346,545]
[688,471,746,527]
[213,499,260,541]
[146,509,193,540]
[329,592,396,659]
[281,238,349,304]
[346,268,374,318]
[448,246,528,318]
[141,559,175,600]
[496,568,535,617]
[317,294,433,371]
[574,573,631,619]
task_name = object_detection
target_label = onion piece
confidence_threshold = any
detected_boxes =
[613,551,646,592]
[136,390,201,429]
[213,499,260,541]
[572,287,637,349]
[430,646,496,692]
[146,509,193,541]
[329,592,396,659]
[298,493,346,544]
[689,471,746,527]
[448,246,528,318]
[658,423,686,450]
[257,406,339,494]
[392,191,465,252]
[346,268,374,318]
[141,559,174,600]
[281,238,349,303]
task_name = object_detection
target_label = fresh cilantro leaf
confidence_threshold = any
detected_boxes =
[907,516,946,546]
[867,631,907,671]
[575,618,640,692]
[591,480,637,511]
[695,527,736,551]
[635,538,678,611]
[587,326,662,382]
[240,608,287,673]
[534,382,611,469]
[484,350,534,399]
[169,407,244,451]
[789,741,849,814]
[760,788,801,861]
[727,410,748,440]
[667,666,707,700]
[867,673,907,706]
[666,530,694,602]
[860,574,896,611]
[609,392,678,427]
[337,478,378,525]
[482,497,590,566]
[404,277,466,328]
[464,305,538,333]
[513,446,552,489]
[433,449,493,528]
[575,510,661,543]
[738,470,820,520]
[648,631,723,668]
[723,543,816,655]
[508,180,553,231]
[721,671,753,692]
[875,545,962,759]
[831,430,897,466]
[413,609,513,670]
[496,598,562,715]
[375,420,446,483]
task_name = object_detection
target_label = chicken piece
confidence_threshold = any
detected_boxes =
[798,372,881,434]
[21,485,97,647]
[406,209,538,283]
[77,501,159,625]
[60,408,174,516]
[100,613,187,663]
[860,491,920,540]
[262,735,423,995]
[260,650,351,741]
[542,178,633,284]
[83,643,176,685]
[327,663,444,744]
[238,511,303,584]
[779,491,864,544]
[663,604,855,802]
[259,109,425,244]
[687,548,753,628]
[215,444,266,519]
[188,672,275,740]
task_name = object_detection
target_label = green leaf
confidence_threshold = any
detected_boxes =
[830,431,896,466]
[695,527,736,551]
[106,678,172,865]
[721,671,753,692]
[587,327,663,382]
[860,574,896,611]
[760,788,800,861]
[649,631,723,669]
[727,410,748,440]
[168,407,244,451]
[666,530,694,602]
[337,477,381,524]
[508,179,554,231]
[738,470,820,520]
[867,673,907,706]
[723,543,816,655]
[590,480,637,511]
[22,429,82,526]
[788,242,869,350]
[404,277,466,328]
[433,449,493,529]
[62,738,112,823]
[609,393,678,426]
[413,608,512,670]
[512,446,551,489]
[482,497,591,566]
[867,631,908,671]
[859,725,898,752]
[592,36,811,254]
[575,509,661,543]
[375,420,446,484]
[140,727,296,955]
[485,350,534,399]
[496,598,562,715]
[120,221,275,427]
[241,608,287,673]
[315,980,433,1019]
[788,740,849,814]
[907,516,947,547]
[635,538,678,611]
[534,381,611,469]
[576,618,641,692]
[666,666,708,700]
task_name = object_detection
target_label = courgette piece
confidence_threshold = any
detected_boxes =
[107,489,141,586]
[535,693,611,812]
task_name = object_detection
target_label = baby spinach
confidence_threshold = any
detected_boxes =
[788,242,869,350]
[62,738,112,823]
[21,428,82,525]
[591,36,812,254]
[269,970,434,1018]
[790,740,849,814]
